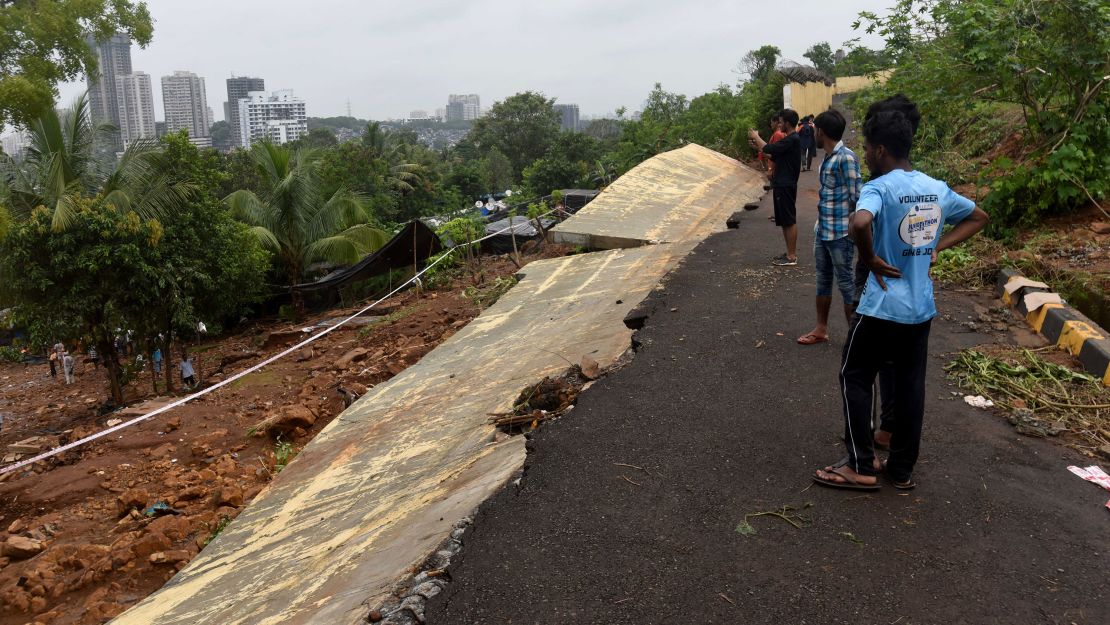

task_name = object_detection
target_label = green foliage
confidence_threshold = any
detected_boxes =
[469,92,561,181]
[855,0,1109,231]
[0,199,164,403]
[307,116,368,132]
[522,132,602,197]
[803,42,836,76]
[421,250,460,290]
[203,515,232,546]
[0,1,153,130]
[0,346,22,363]
[833,46,892,77]
[463,276,517,309]
[209,121,232,152]
[2,94,193,231]
[436,216,485,249]
[225,142,388,287]
[738,45,781,83]
[274,438,295,472]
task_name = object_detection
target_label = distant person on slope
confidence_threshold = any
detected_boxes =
[180,352,197,389]
[797,109,861,346]
[749,108,803,266]
[62,351,75,384]
[813,104,988,491]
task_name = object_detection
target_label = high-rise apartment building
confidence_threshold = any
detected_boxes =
[446,94,480,121]
[162,71,212,147]
[85,34,134,151]
[226,76,265,148]
[238,89,307,147]
[554,103,580,132]
[115,72,157,146]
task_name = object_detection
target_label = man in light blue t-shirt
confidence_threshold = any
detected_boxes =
[813,105,988,492]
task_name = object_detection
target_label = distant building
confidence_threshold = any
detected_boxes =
[85,34,134,151]
[435,107,446,121]
[238,89,307,147]
[554,103,580,132]
[1,130,31,161]
[409,109,431,120]
[162,71,212,146]
[155,121,167,138]
[115,72,157,146]
[226,76,265,148]
[446,94,480,121]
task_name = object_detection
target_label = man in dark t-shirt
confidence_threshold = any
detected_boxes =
[749,108,803,265]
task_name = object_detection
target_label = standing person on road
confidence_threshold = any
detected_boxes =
[798,115,817,171]
[797,109,862,346]
[813,104,988,491]
[749,108,803,266]
[855,95,924,450]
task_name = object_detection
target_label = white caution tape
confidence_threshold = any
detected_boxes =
[1,213,554,475]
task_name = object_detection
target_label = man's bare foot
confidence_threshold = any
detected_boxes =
[874,430,892,449]
[813,462,880,490]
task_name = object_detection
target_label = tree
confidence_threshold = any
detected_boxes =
[209,120,232,152]
[225,142,389,306]
[803,42,836,76]
[1,94,191,231]
[468,92,560,180]
[833,46,892,77]
[738,45,781,83]
[148,132,269,391]
[481,148,514,193]
[0,1,153,130]
[0,199,164,404]
[522,132,602,197]
[300,127,338,150]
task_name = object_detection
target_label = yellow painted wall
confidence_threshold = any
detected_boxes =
[784,71,892,118]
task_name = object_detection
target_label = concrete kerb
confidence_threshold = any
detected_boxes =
[996,267,1110,385]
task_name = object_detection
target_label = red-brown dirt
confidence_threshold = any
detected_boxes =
[0,246,570,625]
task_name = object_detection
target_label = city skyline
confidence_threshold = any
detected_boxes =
[51,0,888,123]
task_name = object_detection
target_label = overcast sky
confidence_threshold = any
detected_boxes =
[55,0,892,122]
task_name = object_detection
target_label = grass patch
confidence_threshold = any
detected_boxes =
[228,369,282,389]
[274,438,295,473]
[203,515,233,546]
[463,276,517,309]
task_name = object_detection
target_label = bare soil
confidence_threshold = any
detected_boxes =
[0,246,571,625]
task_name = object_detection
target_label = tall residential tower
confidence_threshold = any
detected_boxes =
[237,90,307,147]
[85,34,134,150]
[226,76,265,148]
[115,72,157,145]
[162,71,212,146]
[446,94,481,121]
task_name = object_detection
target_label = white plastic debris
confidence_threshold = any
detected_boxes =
[963,395,995,409]
[1067,465,1110,510]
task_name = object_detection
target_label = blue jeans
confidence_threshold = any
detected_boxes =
[815,236,855,303]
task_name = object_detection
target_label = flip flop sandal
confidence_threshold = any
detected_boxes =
[881,460,917,490]
[812,465,881,491]
[797,333,829,345]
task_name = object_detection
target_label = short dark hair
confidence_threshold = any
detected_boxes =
[813,109,846,140]
[865,94,921,136]
[778,108,799,127]
[862,110,914,159]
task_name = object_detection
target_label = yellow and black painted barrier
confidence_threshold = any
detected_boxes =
[997,267,1110,386]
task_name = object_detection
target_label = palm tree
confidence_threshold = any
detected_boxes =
[0,94,191,231]
[362,122,428,194]
[224,142,389,296]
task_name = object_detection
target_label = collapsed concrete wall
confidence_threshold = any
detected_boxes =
[112,143,764,625]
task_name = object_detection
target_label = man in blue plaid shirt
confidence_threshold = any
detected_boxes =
[797,109,862,345]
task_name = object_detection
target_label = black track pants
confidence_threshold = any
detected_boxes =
[839,315,931,480]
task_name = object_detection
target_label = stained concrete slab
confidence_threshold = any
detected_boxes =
[551,143,764,249]
[112,243,692,625]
